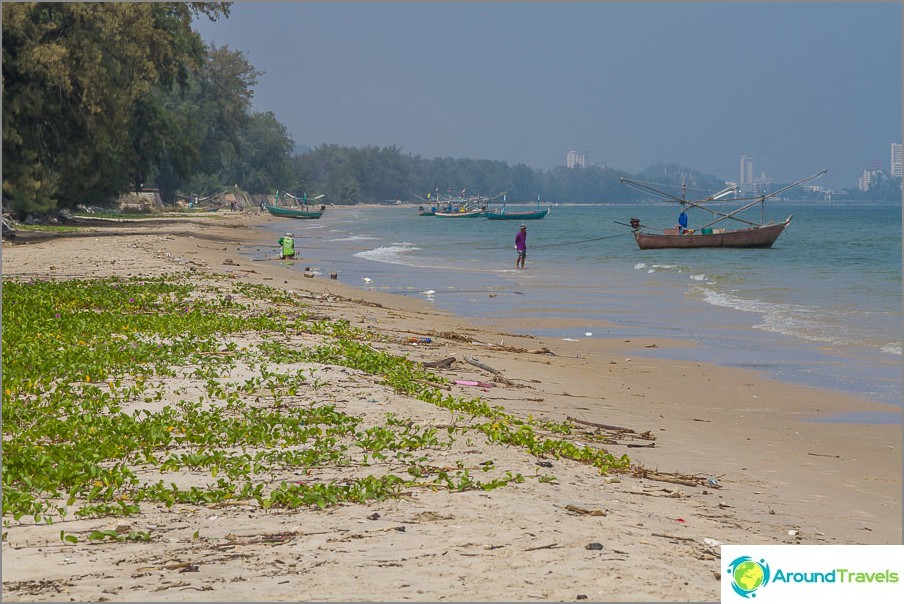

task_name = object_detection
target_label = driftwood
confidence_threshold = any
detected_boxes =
[413,379,451,391]
[566,416,636,434]
[422,356,456,369]
[464,355,515,386]
[464,355,500,374]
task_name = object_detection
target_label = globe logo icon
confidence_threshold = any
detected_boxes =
[726,556,771,598]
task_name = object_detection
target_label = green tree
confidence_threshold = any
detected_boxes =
[2,2,230,214]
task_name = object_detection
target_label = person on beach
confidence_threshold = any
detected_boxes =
[677,205,688,234]
[278,232,296,259]
[515,224,527,269]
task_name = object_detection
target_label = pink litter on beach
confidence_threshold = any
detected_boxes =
[454,380,495,388]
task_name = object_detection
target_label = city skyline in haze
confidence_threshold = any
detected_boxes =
[193,2,902,190]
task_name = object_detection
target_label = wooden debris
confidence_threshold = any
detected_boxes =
[567,416,636,433]
[413,378,451,391]
[652,533,697,543]
[524,542,558,552]
[564,505,606,517]
[422,356,456,369]
[464,355,516,385]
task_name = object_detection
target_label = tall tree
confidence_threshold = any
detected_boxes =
[2,2,230,213]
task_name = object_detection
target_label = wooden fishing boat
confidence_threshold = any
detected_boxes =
[262,202,323,219]
[485,207,549,220]
[619,169,827,250]
[434,209,483,218]
[633,218,791,249]
[485,195,549,220]
[263,191,325,219]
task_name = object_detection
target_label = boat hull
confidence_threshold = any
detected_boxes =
[485,208,549,220]
[633,220,790,249]
[263,203,323,219]
[434,210,483,218]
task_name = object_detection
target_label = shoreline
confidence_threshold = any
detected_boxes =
[2,211,901,601]
[255,207,902,412]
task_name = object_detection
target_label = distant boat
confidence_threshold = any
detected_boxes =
[262,202,324,219]
[618,169,827,250]
[485,207,549,220]
[417,205,436,216]
[434,209,483,218]
[485,195,550,220]
[263,191,325,219]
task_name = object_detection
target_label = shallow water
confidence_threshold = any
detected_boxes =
[254,202,902,419]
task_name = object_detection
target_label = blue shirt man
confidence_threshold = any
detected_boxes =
[678,208,688,234]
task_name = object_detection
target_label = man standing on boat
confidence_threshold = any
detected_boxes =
[677,204,689,234]
[515,224,527,269]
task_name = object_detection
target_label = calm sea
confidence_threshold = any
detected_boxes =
[259,202,902,420]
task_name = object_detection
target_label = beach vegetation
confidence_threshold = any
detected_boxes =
[2,273,628,530]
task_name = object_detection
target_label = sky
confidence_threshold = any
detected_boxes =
[193,1,902,190]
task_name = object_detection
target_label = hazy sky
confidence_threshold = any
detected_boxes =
[194,2,902,189]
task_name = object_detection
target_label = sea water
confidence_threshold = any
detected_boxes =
[260,202,902,420]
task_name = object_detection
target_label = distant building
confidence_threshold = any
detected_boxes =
[566,150,586,169]
[891,143,902,178]
[754,172,773,192]
[859,167,884,191]
[739,155,754,194]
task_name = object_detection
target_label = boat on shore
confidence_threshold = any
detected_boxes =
[263,191,325,219]
[262,203,324,219]
[619,169,827,250]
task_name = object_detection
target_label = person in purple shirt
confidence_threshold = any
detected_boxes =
[514,224,527,269]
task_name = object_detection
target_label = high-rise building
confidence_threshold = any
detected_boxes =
[859,168,884,192]
[891,143,902,178]
[739,155,754,193]
[566,150,586,169]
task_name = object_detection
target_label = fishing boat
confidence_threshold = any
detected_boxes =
[263,191,325,219]
[618,169,827,250]
[434,209,483,218]
[417,205,436,216]
[484,194,550,220]
[485,207,549,220]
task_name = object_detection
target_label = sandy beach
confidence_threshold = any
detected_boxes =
[1,209,900,602]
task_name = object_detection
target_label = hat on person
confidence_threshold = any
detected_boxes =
[519,224,526,229]
[286,232,292,237]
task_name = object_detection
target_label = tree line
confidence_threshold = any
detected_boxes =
[1,2,742,217]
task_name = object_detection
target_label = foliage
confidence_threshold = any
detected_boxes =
[2,274,629,530]
[2,3,230,213]
[291,144,726,205]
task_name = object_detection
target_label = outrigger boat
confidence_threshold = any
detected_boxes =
[263,191,325,219]
[618,169,827,250]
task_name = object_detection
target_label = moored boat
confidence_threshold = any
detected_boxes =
[434,209,483,218]
[262,202,324,219]
[485,207,549,220]
[619,169,827,250]
[632,219,791,249]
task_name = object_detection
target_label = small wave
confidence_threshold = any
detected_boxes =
[327,235,380,242]
[634,262,647,270]
[701,288,897,352]
[354,243,421,265]
[690,273,706,281]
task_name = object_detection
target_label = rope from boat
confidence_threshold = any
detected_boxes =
[530,232,632,248]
